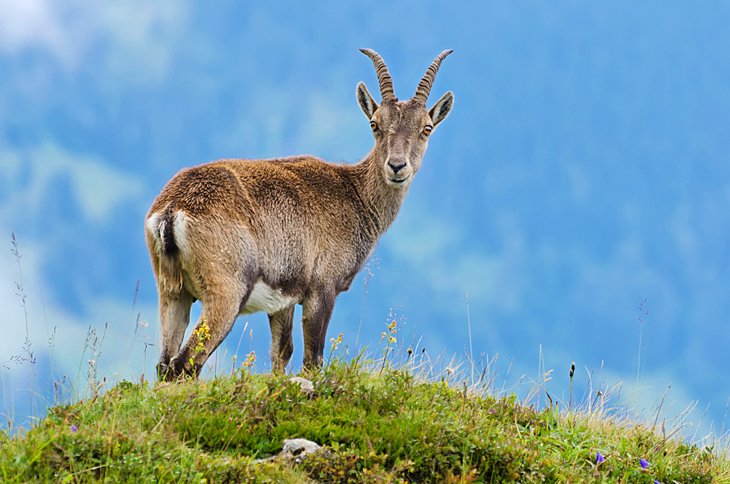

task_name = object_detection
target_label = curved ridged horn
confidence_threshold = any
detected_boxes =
[413,49,453,104]
[359,48,396,102]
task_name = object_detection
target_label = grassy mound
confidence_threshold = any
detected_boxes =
[0,360,725,482]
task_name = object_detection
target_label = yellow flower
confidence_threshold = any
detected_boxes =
[330,333,343,351]
[242,351,256,368]
[192,320,212,355]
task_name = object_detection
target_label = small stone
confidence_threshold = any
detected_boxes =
[254,437,326,465]
[288,376,315,396]
[283,438,320,455]
[282,438,322,463]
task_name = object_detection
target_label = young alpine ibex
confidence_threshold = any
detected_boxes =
[146,49,454,380]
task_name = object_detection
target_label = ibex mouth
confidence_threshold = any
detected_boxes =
[388,175,411,186]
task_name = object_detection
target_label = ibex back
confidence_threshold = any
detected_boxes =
[146,49,454,380]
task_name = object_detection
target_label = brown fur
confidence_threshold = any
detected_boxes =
[146,50,454,380]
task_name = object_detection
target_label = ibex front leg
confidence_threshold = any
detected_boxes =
[268,305,295,373]
[302,290,335,370]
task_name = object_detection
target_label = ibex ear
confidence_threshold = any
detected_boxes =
[429,91,454,128]
[356,82,378,119]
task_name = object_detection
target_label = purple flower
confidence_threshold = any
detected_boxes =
[596,451,605,464]
[70,425,78,433]
[654,481,661,484]
[640,458,650,469]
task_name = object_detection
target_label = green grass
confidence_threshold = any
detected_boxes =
[0,359,726,483]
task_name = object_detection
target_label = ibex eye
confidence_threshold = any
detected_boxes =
[370,120,378,131]
[423,125,433,135]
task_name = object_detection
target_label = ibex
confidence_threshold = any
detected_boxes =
[146,49,454,380]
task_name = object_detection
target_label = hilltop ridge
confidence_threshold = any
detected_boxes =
[0,360,724,482]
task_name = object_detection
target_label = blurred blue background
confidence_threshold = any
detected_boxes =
[1,1,729,439]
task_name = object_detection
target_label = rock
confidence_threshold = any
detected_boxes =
[282,438,322,463]
[253,438,324,465]
[288,376,315,396]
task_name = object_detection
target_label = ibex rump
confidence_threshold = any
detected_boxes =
[146,49,454,380]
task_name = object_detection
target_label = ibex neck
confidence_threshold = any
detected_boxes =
[351,150,409,236]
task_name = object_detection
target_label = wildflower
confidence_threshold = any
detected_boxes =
[596,451,605,464]
[330,333,343,351]
[195,320,211,342]
[70,425,78,433]
[243,351,256,369]
[640,458,650,469]
[193,320,211,356]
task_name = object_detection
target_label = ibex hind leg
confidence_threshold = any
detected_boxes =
[168,282,250,380]
[268,305,295,373]
[156,288,194,381]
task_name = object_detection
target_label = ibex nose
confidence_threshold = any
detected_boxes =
[387,159,407,174]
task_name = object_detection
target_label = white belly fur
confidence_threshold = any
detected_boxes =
[243,281,297,315]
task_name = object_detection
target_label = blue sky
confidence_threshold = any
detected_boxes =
[1,1,730,439]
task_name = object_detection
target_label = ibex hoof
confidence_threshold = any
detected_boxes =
[164,356,199,381]
[156,362,173,382]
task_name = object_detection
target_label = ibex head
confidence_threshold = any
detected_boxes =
[357,49,454,188]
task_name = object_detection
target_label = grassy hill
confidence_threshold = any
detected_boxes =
[0,358,726,482]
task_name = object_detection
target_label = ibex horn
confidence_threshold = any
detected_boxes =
[413,50,453,104]
[359,48,396,102]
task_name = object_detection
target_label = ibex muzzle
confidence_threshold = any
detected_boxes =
[146,49,454,380]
